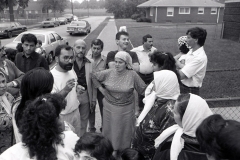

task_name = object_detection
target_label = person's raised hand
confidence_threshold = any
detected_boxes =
[64,78,76,93]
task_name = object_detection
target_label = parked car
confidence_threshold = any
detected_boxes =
[0,22,27,38]
[4,30,69,64]
[66,20,91,35]
[41,18,60,28]
[62,14,74,22]
[58,17,68,25]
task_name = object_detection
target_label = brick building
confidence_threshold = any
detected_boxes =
[138,0,224,24]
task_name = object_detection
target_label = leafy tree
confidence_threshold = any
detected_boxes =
[0,0,29,21]
[105,0,147,18]
[41,0,68,15]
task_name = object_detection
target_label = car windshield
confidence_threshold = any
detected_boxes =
[14,33,45,43]
[0,23,11,27]
[70,21,86,27]
[58,17,65,20]
[46,18,54,21]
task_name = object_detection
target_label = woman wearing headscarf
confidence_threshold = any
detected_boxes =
[92,51,146,152]
[0,71,15,153]
[131,70,180,160]
[153,93,212,160]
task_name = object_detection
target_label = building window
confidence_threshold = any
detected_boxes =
[211,7,217,14]
[35,10,38,14]
[150,7,154,16]
[167,7,174,16]
[198,7,204,14]
[179,7,190,14]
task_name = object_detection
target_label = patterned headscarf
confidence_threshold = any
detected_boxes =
[178,36,189,48]
[115,51,133,70]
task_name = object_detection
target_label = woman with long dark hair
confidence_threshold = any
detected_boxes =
[12,67,54,142]
[1,94,79,160]
[149,51,181,84]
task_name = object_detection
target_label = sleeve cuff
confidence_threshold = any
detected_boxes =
[12,81,18,87]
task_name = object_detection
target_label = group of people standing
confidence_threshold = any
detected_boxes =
[0,25,240,160]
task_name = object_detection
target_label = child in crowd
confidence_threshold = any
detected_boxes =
[74,132,115,160]
[120,148,144,160]
[35,40,45,57]
[196,114,240,160]
[174,36,190,66]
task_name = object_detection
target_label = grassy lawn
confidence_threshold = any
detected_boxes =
[115,19,240,101]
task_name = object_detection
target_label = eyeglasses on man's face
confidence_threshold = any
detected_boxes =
[63,55,75,62]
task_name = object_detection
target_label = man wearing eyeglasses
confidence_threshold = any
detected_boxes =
[73,39,96,137]
[51,44,81,137]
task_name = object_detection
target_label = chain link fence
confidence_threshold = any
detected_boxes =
[0,13,65,26]
[206,99,240,122]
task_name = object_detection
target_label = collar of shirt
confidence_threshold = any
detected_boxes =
[139,45,156,53]
[22,51,38,59]
[189,46,204,56]
[0,61,9,75]
[94,55,106,66]
[83,56,91,63]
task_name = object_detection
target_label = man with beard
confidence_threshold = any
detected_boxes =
[106,31,139,71]
[73,39,96,136]
[51,44,81,137]
[131,34,157,115]
[15,33,49,73]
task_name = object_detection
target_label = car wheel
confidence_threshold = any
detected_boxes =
[48,52,53,64]
[69,33,72,35]
[43,26,45,28]
[7,32,12,38]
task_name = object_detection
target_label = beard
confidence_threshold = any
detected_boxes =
[58,61,73,71]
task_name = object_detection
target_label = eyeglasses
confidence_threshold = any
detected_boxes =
[63,56,75,62]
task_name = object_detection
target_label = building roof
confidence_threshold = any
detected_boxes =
[24,1,43,10]
[225,0,240,3]
[138,0,225,8]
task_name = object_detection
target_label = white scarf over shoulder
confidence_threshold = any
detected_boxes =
[137,70,180,125]
[154,93,213,160]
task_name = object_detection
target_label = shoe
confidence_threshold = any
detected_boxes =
[88,128,96,132]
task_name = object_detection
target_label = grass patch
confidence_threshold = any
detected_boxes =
[64,9,113,17]
[85,17,110,54]
[115,19,240,100]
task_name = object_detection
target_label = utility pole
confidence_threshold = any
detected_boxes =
[71,0,74,15]
[8,0,15,22]
[87,0,89,17]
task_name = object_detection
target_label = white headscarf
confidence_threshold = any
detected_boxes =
[154,93,213,160]
[115,51,133,69]
[137,70,180,125]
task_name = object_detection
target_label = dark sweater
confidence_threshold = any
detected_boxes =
[15,51,49,73]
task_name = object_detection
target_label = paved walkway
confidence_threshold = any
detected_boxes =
[87,19,118,57]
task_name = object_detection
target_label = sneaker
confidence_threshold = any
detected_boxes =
[88,128,96,132]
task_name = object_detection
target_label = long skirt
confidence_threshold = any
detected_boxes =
[102,98,135,151]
